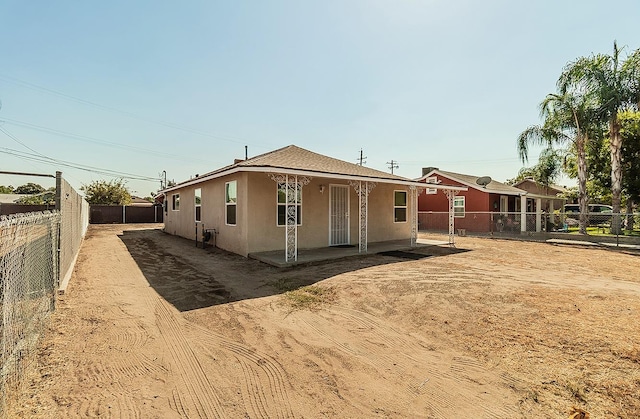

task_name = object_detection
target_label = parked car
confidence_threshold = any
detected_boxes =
[563,204,613,226]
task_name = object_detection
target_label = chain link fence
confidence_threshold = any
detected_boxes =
[1,172,89,417]
[419,211,640,243]
[1,211,60,415]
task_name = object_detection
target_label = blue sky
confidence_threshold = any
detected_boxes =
[1,1,639,196]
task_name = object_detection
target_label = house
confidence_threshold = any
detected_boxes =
[511,178,567,212]
[416,169,564,233]
[161,145,466,263]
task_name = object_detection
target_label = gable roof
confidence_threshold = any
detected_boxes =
[417,169,525,196]
[0,193,31,204]
[511,178,568,194]
[164,145,467,193]
[235,145,408,180]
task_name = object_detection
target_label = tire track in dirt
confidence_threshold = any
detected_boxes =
[184,322,295,419]
[297,306,520,417]
[154,299,227,418]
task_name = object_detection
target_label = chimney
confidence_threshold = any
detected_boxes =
[422,167,438,176]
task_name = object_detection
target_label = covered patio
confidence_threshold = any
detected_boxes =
[249,238,450,267]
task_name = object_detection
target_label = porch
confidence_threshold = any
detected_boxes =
[248,238,449,268]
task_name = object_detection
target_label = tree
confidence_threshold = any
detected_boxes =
[81,179,132,205]
[620,111,640,200]
[558,41,640,233]
[15,187,56,205]
[517,90,597,234]
[620,111,640,229]
[0,185,14,193]
[14,182,45,194]
[507,147,563,194]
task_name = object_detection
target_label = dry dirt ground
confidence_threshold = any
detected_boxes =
[8,224,640,418]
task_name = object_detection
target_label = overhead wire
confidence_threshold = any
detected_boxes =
[0,127,159,182]
[1,117,219,165]
[0,73,275,149]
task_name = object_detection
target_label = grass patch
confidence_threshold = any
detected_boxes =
[265,277,302,292]
[283,285,336,310]
[566,226,640,236]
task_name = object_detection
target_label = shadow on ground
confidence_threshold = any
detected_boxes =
[119,228,469,312]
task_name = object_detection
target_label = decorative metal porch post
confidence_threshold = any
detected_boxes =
[269,174,311,262]
[349,180,376,253]
[410,186,424,247]
[443,189,459,247]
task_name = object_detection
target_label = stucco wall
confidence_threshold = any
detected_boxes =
[163,173,249,256]
[245,175,413,253]
[165,172,414,256]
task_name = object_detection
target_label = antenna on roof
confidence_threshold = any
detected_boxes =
[476,176,492,188]
[245,145,248,160]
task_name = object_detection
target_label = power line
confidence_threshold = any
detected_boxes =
[1,117,218,165]
[0,147,159,182]
[386,160,399,174]
[0,73,274,148]
[0,127,159,182]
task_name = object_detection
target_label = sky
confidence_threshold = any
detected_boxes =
[1,0,639,197]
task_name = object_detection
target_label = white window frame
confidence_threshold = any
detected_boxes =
[394,190,408,223]
[454,196,465,218]
[172,193,180,211]
[425,176,438,195]
[195,188,202,222]
[225,181,237,226]
[277,183,302,226]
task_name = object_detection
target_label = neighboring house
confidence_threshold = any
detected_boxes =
[0,194,30,204]
[416,169,563,233]
[0,193,52,216]
[511,178,567,212]
[130,196,154,206]
[416,169,526,233]
[161,145,466,262]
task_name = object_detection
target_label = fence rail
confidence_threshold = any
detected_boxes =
[419,211,640,237]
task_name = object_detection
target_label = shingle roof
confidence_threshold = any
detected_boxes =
[164,145,468,193]
[234,145,408,181]
[433,170,524,195]
[512,178,569,194]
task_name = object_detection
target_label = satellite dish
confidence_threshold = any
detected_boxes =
[476,176,492,187]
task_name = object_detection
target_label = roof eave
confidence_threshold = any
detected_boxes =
[161,166,468,193]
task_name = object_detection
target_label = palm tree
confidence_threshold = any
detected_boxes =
[558,42,640,234]
[517,91,596,234]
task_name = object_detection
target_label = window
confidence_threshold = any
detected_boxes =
[195,188,201,222]
[277,183,302,226]
[394,190,407,222]
[454,196,465,217]
[425,176,438,195]
[225,181,237,225]
[172,193,180,211]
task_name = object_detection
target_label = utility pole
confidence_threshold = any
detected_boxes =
[386,160,399,174]
[356,148,367,166]
[159,170,167,189]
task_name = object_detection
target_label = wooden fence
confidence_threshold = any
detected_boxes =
[89,205,163,224]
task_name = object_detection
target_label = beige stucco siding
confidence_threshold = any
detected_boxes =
[366,184,412,242]
[164,171,415,257]
[163,173,249,256]
[244,174,412,254]
[246,174,335,253]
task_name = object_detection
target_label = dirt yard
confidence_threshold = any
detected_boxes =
[8,224,640,418]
